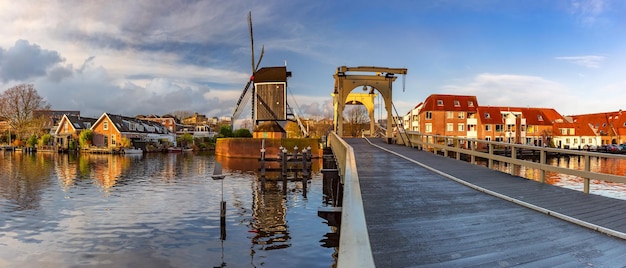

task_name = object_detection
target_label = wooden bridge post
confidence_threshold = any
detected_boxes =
[455,138,461,160]
[468,141,476,165]
[488,143,494,169]
[584,155,591,194]
[539,148,546,183]
[511,144,518,175]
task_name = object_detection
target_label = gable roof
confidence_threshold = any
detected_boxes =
[419,94,478,114]
[476,106,566,126]
[569,111,626,136]
[93,113,171,134]
[55,114,97,135]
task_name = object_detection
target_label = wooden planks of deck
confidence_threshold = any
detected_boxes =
[347,138,626,267]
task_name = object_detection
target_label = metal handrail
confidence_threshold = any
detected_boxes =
[328,132,375,268]
[404,131,626,194]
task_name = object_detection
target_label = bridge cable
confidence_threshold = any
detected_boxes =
[392,102,412,148]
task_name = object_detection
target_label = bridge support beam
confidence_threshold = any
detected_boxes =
[332,66,407,140]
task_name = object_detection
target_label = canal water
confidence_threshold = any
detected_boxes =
[479,155,626,200]
[0,151,335,267]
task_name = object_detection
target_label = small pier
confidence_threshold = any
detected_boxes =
[259,144,313,196]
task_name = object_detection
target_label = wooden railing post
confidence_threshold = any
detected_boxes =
[455,138,461,160]
[467,141,476,165]
[540,148,546,184]
[488,143,494,169]
[584,155,591,194]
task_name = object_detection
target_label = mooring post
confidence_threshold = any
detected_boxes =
[211,162,226,240]
[301,147,308,198]
[260,146,266,191]
[294,146,299,180]
[281,146,288,195]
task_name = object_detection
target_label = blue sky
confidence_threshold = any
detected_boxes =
[1,0,625,123]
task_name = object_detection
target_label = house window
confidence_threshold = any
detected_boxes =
[458,112,465,119]
[538,115,543,121]
[495,137,504,142]
[454,100,460,107]
[485,124,492,131]
[425,123,432,133]
[574,138,578,144]
[458,124,465,131]
[495,124,504,132]
[446,123,453,132]
[485,136,491,141]
[426,111,432,120]
[588,138,593,143]
[566,138,570,144]
[104,121,108,130]
[111,134,116,145]
[485,113,491,119]
[437,100,443,106]
[64,123,68,133]
[468,101,474,107]
[446,111,454,119]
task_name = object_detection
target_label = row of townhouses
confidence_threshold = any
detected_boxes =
[401,94,626,149]
[53,112,221,150]
[55,113,176,150]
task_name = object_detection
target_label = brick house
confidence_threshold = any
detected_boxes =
[91,113,175,149]
[54,114,97,149]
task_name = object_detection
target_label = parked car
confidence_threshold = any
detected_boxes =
[620,144,626,151]
[583,144,597,151]
[603,144,620,152]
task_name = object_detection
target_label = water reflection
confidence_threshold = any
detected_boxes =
[0,152,332,267]
[481,156,626,200]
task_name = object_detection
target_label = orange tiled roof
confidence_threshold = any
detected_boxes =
[420,94,478,113]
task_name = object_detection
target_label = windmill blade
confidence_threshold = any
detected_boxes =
[255,45,264,72]
[232,80,253,120]
[248,11,255,74]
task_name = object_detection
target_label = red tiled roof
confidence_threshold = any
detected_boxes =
[419,94,478,114]
[570,111,626,136]
[476,106,564,126]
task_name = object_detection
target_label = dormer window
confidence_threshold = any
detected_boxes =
[468,101,474,107]
[454,100,460,107]
[537,115,543,121]
[485,112,491,119]
[437,100,444,106]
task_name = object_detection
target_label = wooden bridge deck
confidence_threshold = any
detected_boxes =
[346,138,626,267]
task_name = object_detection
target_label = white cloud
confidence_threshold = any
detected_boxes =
[555,55,605,68]
[570,0,607,25]
[438,72,626,115]
[442,73,574,109]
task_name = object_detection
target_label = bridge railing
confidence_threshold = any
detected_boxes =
[400,131,626,194]
[328,132,375,268]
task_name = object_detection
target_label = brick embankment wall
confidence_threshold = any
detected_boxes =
[215,138,322,159]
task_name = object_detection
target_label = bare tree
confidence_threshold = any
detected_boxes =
[344,105,369,137]
[0,84,50,139]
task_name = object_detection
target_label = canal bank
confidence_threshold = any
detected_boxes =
[215,138,323,158]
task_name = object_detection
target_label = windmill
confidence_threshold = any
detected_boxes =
[232,12,303,136]
[232,11,264,127]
